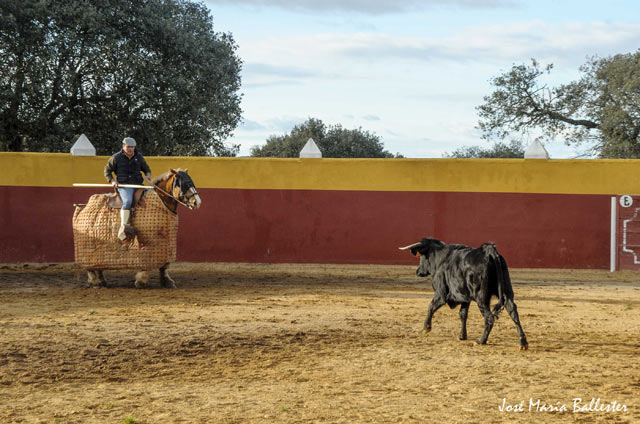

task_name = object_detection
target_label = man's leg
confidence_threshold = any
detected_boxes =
[117,188,134,240]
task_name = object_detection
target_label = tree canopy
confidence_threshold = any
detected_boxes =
[477,51,640,158]
[443,140,524,158]
[0,0,242,156]
[250,118,403,158]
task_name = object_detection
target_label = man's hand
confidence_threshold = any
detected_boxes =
[111,180,118,188]
[144,174,152,184]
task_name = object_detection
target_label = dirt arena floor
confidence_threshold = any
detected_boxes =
[1,263,639,423]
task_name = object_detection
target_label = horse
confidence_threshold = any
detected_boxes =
[72,168,201,288]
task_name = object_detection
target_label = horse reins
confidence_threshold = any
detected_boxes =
[153,174,197,209]
[154,184,189,208]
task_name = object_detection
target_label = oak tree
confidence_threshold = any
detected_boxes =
[477,51,640,158]
[251,118,403,158]
[0,0,242,156]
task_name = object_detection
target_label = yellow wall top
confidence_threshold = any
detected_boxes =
[2,152,640,195]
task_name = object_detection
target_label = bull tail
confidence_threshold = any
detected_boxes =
[482,243,506,320]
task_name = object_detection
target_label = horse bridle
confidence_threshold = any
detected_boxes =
[173,173,199,205]
[155,173,199,209]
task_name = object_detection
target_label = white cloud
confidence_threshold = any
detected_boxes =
[334,22,640,65]
[206,0,519,14]
[239,119,267,131]
[223,5,640,158]
[243,63,319,78]
[264,116,310,133]
[238,22,640,78]
[243,79,305,89]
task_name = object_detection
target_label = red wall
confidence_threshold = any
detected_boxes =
[0,186,610,268]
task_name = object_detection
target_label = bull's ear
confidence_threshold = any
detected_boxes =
[170,168,178,174]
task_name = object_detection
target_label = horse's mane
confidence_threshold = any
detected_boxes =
[151,169,186,185]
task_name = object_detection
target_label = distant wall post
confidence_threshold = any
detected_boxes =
[70,134,96,156]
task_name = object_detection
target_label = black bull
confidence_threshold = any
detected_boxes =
[400,238,528,350]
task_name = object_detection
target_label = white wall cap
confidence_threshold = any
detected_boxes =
[299,137,322,158]
[70,134,96,156]
[524,139,550,159]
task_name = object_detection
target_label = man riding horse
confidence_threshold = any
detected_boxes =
[74,166,201,288]
[104,137,152,240]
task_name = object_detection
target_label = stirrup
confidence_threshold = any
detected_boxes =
[117,224,136,241]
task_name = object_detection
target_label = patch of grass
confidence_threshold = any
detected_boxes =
[88,310,97,315]
[279,406,289,413]
[123,418,137,424]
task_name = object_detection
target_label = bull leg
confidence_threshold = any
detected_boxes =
[159,264,176,289]
[504,298,528,350]
[491,300,503,320]
[423,295,446,333]
[458,302,470,340]
[476,302,495,345]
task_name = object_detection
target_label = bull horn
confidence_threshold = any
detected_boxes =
[398,242,423,251]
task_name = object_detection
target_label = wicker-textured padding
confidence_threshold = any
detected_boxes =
[73,191,178,270]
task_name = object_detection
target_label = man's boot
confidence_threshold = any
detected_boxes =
[117,209,131,241]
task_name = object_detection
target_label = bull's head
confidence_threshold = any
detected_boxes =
[398,238,445,277]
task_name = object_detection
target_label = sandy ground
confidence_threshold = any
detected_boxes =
[0,262,639,423]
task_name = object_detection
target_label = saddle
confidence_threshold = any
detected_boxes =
[105,188,147,209]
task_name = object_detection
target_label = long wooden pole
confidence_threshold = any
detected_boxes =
[73,183,154,189]
[73,183,190,208]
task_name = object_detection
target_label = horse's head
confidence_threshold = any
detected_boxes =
[153,168,201,211]
[171,168,201,210]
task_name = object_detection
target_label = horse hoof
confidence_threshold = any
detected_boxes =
[520,344,529,351]
[459,335,467,341]
[135,271,149,289]
[475,339,487,345]
[161,281,176,289]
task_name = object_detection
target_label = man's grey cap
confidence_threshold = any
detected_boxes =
[122,137,136,147]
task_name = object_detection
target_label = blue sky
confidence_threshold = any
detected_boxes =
[203,0,640,158]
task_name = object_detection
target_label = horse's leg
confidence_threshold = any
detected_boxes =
[135,271,149,289]
[97,270,107,287]
[159,263,176,289]
[87,270,107,287]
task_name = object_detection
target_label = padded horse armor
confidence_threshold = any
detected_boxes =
[73,190,178,270]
